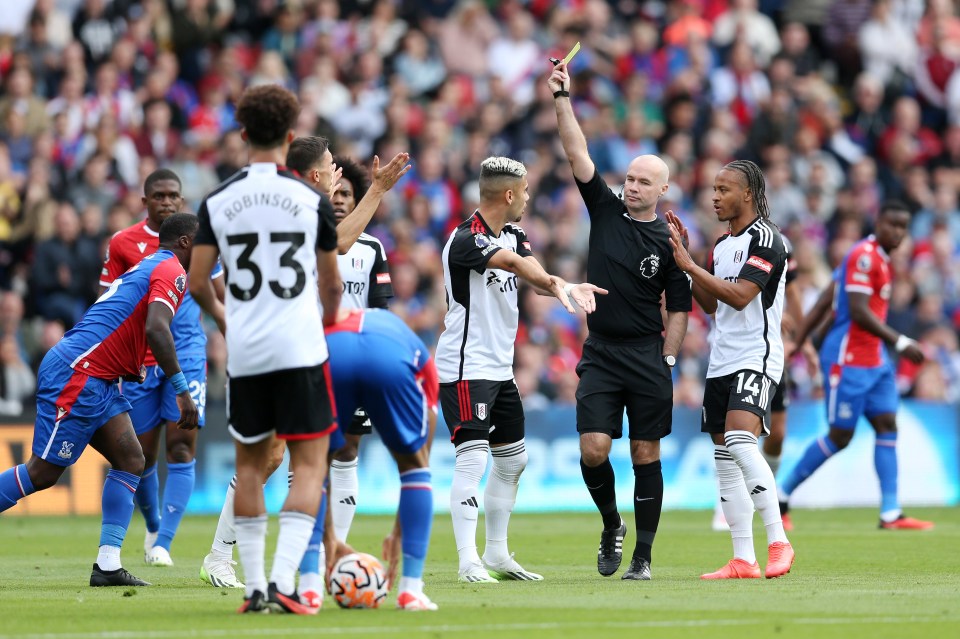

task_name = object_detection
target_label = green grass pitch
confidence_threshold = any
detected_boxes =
[1,508,958,638]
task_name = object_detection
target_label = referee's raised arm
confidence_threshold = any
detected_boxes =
[548,62,595,183]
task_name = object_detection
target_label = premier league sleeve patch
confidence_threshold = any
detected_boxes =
[175,274,187,294]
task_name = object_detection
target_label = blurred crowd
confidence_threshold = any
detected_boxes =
[0,0,959,417]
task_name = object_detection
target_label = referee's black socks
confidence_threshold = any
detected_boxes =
[580,458,621,530]
[632,460,663,562]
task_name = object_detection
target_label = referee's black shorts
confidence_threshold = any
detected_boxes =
[575,333,673,441]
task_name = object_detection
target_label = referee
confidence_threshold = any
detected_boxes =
[549,62,692,581]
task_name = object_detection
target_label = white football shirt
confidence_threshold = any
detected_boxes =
[707,217,787,382]
[195,163,339,377]
[436,212,534,383]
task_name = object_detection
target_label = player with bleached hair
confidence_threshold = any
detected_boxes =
[437,156,607,583]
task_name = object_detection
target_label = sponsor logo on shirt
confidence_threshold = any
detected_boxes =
[746,256,772,273]
[167,290,179,306]
[376,273,391,284]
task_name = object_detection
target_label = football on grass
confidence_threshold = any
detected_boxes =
[330,552,389,609]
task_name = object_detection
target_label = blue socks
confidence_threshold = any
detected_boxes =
[0,464,36,512]
[781,435,840,497]
[398,469,432,579]
[156,460,196,551]
[875,432,900,519]
[100,469,140,548]
[135,463,161,533]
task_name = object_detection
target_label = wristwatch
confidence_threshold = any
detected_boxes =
[663,355,676,367]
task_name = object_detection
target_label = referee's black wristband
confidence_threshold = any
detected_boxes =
[553,90,570,99]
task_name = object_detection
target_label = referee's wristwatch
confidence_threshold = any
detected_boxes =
[663,354,676,368]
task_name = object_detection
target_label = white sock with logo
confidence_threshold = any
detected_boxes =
[483,440,527,566]
[725,431,788,545]
[450,440,488,571]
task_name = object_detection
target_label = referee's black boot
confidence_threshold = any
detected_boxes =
[597,518,627,576]
[90,563,151,587]
[621,555,651,581]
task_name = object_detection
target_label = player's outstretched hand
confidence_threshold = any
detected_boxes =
[571,283,608,314]
[324,539,355,593]
[548,61,570,95]
[549,275,577,314]
[175,392,199,430]
[667,223,696,273]
[328,163,343,200]
[372,152,412,194]
[381,521,402,591]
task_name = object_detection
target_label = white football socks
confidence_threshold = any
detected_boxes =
[450,440,489,570]
[725,431,788,545]
[483,440,527,565]
[715,444,756,563]
[330,458,359,542]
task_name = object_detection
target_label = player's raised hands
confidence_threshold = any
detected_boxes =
[570,283,608,314]
[667,222,696,273]
[328,163,343,200]
[664,210,689,249]
[548,61,570,94]
[371,152,412,194]
[175,392,199,430]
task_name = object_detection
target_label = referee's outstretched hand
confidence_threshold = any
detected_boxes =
[570,283,608,314]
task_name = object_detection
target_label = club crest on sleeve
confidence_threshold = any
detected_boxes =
[175,274,187,293]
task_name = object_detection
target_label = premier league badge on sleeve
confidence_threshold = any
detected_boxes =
[175,274,187,293]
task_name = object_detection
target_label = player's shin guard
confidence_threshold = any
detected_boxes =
[134,463,161,533]
[399,468,433,594]
[99,470,141,570]
[715,445,756,563]
[156,459,195,551]
[211,476,237,558]
[632,460,663,563]
[450,441,488,568]
[724,432,787,545]
[329,458,359,542]
[780,435,839,499]
[236,514,268,598]
[875,432,901,521]
[298,490,327,597]
[269,511,315,596]
[484,441,526,564]
[0,464,35,511]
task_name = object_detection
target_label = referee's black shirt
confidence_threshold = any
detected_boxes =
[576,169,692,339]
